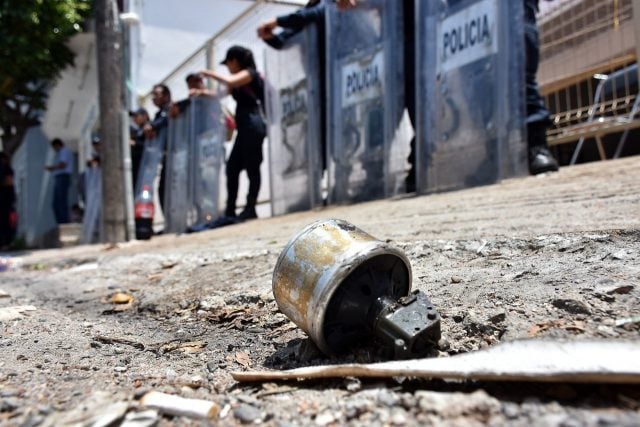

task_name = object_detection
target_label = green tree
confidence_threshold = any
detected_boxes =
[0,0,92,158]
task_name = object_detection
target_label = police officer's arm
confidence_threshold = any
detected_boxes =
[149,107,171,132]
[200,69,253,89]
[275,3,325,29]
[258,3,324,48]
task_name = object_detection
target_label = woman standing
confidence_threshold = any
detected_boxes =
[201,46,266,222]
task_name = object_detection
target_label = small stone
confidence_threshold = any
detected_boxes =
[38,405,53,415]
[502,402,519,419]
[552,299,591,315]
[605,285,634,295]
[377,390,398,407]
[344,377,361,392]
[114,366,128,372]
[315,411,337,426]
[611,250,628,260]
[437,339,450,351]
[0,398,19,412]
[450,276,463,284]
[390,408,408,425]
[165,369,177,381]
[198,296,226,312]
[416,390,500,417]
[234,404,262,424]
[0,389,19,398]
[400,394,417,410]
[488,312,506,324]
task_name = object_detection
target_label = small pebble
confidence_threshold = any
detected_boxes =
[234,403,262,424]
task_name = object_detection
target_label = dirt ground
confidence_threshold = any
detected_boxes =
[1,157,640,426]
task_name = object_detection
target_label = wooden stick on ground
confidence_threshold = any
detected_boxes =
[232,339,640,384]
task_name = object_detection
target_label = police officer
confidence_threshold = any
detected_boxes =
[335,0,559,176]
[144,84,172,210]
[525,0,559,174]
[258,0,327,172]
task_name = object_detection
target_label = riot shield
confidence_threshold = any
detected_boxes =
[415,0,528,193]
[134,128,167,204]
[80,166,101,244]
[191,96,225,224]
[326,0,406,204]
[164,108,192,233]
[265,28,323,216]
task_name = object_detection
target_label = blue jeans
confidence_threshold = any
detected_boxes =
[53,174,70,224]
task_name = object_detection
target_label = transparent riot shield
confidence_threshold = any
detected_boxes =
[135,127,167,204]
[81,166,101,244]
[326,0,406,204]
[164,108,192,233]
[415,0,528,193]
[191,96,225,224]
[265,28,323,216]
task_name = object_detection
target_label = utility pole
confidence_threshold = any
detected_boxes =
[95,0,127,243]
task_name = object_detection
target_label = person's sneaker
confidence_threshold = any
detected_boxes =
[238,207,258,221]
[529,146,559,175]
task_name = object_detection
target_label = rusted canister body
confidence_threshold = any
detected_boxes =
[272,219,412,355]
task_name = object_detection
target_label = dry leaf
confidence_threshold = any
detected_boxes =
[235,352,251,368]
[529,319,586,337]
[160,340,205,354]
[162,260,179,269]
[147,273,164,282]
[111,293,133,304]
[180,341,206,354]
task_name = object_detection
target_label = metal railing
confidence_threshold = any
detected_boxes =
[538,0,640,162]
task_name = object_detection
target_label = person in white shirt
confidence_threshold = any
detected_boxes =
[46,138,73,224]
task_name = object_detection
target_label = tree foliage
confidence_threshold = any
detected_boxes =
[0,0,92,157]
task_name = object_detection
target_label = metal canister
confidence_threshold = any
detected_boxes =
[272,219,413,355]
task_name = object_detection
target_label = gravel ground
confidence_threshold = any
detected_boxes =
[1,157,639,426]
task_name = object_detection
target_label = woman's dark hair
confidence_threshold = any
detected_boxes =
[223,46,257,70]
[307,0,321,6]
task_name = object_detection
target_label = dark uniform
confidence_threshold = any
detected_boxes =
[130,124,146,187]
[524,0,559,173]
[403,0,416,192]
[150,103,171,208]
[225,68,267,218]
[0,159,16,248]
